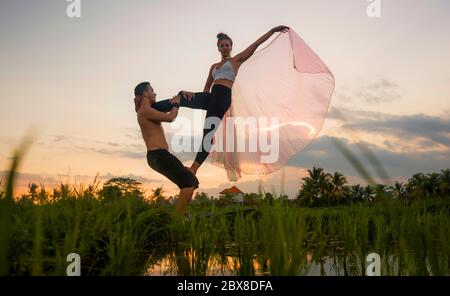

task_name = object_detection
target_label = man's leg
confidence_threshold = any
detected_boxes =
[147,150,199,214]
[176,186,195,214]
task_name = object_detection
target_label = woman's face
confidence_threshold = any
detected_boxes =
[218,39,232,56]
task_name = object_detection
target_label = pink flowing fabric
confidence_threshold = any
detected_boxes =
[210,29,335,181]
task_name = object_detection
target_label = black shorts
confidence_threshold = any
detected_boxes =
[147,149,199,189]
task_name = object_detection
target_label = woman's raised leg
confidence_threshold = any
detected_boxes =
[191,87,232,173]
[152,92,212,112]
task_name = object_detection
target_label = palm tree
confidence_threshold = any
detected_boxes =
[98,177,143,200]
[391,181,406,200]
[329,172,348,204]
[331,172,347,188]
[350,184,364,202]
[375,183,387,193]
[192,192,212,206]
[374,183,391,200]
[244,193,262,205]
[297,167,348,206]
[406,173,427,200]
[318,172,333,205]
[308,166,325,181]
[362,185,375,203]
[296,178,317,206]
[151,186,166,204]
[27,182,38,202]
[297,167,329,206]
[425,172,441,196]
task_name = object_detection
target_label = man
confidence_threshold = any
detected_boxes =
[134,82,199,214]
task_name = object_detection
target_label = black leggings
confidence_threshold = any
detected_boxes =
[152,84,232,165]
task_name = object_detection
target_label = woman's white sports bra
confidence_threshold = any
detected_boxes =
[212,60,235,81]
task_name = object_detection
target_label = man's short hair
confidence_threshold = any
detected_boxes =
[134,82,151,97]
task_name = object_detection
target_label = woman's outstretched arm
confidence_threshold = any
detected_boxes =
[234,25,289,64]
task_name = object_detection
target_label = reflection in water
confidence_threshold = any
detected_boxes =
[143,204,449,276]
[145,252,271,276]
[145,249,436,276]
[145,251,357,276]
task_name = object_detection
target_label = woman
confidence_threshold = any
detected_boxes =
[152,25,290,175]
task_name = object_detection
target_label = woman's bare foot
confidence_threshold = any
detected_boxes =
[170,95,181,105]
[189,162,201,175]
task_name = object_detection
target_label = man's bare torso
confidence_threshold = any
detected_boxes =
[137,115,169,151]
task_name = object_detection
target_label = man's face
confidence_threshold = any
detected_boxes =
[143,85,157,103]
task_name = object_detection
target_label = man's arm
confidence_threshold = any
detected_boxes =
[152,99,174,112]
[138,98,178,122]
[151,94,187,112]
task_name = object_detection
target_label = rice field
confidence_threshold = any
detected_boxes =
[1,182,449,276]
[1,142,449,276]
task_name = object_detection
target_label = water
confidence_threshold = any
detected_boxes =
[144,246,446,276]
[145,251,364,276]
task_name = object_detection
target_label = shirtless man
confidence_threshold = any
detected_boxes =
[134,82,199,214]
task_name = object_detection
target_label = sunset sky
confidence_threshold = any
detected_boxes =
[1,0,449,198]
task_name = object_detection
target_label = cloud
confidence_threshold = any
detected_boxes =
[3,133,449,198]
[51,135,71,143]
[93,141,122,147]
[6,106,448,198]
[327,106,388,122]
[382,140,397,150]
[335,78,402,105]
[334,90,354,103]
[41,133,147,159]
[444,109,450,118]
[123,128,143,141]
[36,131,204,162]
[328,106,450,149]
[336,110,450,147]
[81,147,144,159]
[287,134,450,179]
[75,109,450,185]
[0,172,58,190]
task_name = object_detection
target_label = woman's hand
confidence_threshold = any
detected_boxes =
[180,90,195,100]
[270,25,289,34]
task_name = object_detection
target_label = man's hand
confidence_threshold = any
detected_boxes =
[138,96,178,123]
[168,107,178,122]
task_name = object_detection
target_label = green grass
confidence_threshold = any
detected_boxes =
[1,140,449,276]
[2,188,449,275]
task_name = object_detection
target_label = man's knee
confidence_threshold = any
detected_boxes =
[180,171,199,189]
